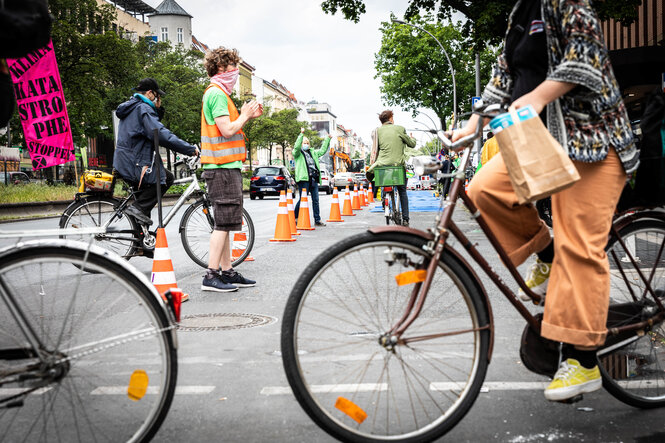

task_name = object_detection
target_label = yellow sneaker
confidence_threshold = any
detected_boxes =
[519,258,551,301]
[544,358,602,401]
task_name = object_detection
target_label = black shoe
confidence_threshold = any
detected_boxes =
[125,205,153,226]
[201,274,238,292]
[402,220,410,227]
[221,269,256,288]
[315,221,326,227]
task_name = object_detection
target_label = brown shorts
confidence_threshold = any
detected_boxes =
[202,168,243,231]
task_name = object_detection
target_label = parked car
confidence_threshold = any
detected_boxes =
[354,173,369,188]
[331,172,356,190]
[320,167,332,195]
[0,171,31,185]
[250,166,294,200]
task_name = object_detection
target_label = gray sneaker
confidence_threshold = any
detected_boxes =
[201,274,238,292]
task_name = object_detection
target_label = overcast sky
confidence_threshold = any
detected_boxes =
[144,0,448,147]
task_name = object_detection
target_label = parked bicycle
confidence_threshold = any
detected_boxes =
[59,156,255,268]
[0,228,180,442]
[280,103,665,442]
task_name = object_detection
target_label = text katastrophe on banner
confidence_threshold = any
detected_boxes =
[7,40,75,170]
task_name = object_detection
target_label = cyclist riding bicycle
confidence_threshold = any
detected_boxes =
[368,110,416,226]
[449,0,638,402]
[113,78,199,226]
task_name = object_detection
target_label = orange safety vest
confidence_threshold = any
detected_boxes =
[200,84,246,165]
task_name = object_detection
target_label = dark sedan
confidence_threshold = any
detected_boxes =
[249,166,295,200]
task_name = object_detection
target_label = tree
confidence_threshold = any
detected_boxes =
[322,0,641,49]
[375,15,497,128]
[142,43,207,145]
[272,108,302,165]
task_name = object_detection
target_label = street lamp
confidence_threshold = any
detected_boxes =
[392,18,458,130]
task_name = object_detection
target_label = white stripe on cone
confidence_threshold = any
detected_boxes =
[152,271,177,285]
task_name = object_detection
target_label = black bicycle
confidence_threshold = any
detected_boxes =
[59,156,255,268]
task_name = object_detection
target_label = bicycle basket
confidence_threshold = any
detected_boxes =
[79,170,114,193]
[374,166,405,187]
[519,314,560,377]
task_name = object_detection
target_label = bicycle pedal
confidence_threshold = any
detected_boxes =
[555,394,583,404]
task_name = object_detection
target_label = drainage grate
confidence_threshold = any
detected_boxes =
[177,313,277,332]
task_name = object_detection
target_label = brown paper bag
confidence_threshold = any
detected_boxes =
[495,111,580,204]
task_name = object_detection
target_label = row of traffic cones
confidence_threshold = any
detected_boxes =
[270,183,377,241]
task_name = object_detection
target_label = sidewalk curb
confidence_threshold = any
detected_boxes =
[0,190,250,223]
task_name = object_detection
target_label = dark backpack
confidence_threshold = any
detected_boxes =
[0,0,52,59]
[618,89,665,210]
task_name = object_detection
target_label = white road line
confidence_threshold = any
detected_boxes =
[0,387,52,396]
[261,383,388,396]
[260,382,555,396]
[90,385,215,395]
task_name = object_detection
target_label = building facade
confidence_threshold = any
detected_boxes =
[148,0,193,49]
[601,0,665,118]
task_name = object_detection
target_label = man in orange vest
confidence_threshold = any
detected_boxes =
[200,47,261,293]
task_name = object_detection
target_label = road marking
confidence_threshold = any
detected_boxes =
[430,381,549,391]
[260,381,556,396]
[91,385,215,395]
[261,383,388,396]
[0,387,52,396]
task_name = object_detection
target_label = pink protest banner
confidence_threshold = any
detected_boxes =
[7,40,75,170]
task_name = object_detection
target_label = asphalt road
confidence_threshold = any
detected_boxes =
[1,192,663,442]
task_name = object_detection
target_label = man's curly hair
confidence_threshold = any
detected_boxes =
[204,47,241,77]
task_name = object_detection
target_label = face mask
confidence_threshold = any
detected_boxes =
[302,144,310,151]
[210,69,240,95]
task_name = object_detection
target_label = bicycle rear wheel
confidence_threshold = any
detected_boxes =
[180,200,255,268]
[281,232,490,442]
[0,240,177,442]
[392,189,402,226]
[59,196,139,258]
[598,217,665,408]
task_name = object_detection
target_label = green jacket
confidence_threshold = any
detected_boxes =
[293,133,331,183]
[368,123,416,172]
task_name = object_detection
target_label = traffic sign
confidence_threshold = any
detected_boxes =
[472,96,481,110]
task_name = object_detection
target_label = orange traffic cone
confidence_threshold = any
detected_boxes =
[351,184,361,210]
[341,186,355,216]
[231,231,254,261]
[270,191,296,242]
[367,183,375,203]
[286,189,300,236]
[151,227,188,302]
[327,187,344,222]
[296,188,315,230]
[359,184,368,207]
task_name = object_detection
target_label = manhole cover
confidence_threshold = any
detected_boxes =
[178,313,277,331]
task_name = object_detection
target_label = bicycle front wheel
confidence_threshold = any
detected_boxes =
[599,217,665,408]
[0,240,177,442]
[59,196,139,258]
[281,232,490,442]
[180,200,255,268]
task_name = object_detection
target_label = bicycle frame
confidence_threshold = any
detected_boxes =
[371,145,665,354]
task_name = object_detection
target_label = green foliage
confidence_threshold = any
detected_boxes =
[321,0,641,48]
[0,183,77,203]
[2,0,207,150]
[375,15,498,128]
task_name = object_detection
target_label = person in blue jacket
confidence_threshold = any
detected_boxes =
[113,78,198,225]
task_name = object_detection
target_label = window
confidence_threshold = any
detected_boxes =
[177,28,183,43]
[161,27,168,42]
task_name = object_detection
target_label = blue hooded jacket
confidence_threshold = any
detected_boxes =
[113,95,196,185]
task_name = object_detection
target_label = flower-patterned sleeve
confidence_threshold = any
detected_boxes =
[481,49,513,106]
[546,0,604,94]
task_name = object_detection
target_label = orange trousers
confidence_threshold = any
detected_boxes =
[467,149,626,347]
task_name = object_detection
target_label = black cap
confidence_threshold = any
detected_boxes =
[134,78,166,96]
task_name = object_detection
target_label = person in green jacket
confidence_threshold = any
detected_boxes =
[293,127,332,226]
[368,110,416,226]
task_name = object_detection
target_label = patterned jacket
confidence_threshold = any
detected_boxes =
[482,0,638,173]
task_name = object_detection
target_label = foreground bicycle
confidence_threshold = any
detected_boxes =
[59,156,255,268]
[281,103,665,442]
[0,228,179,442]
